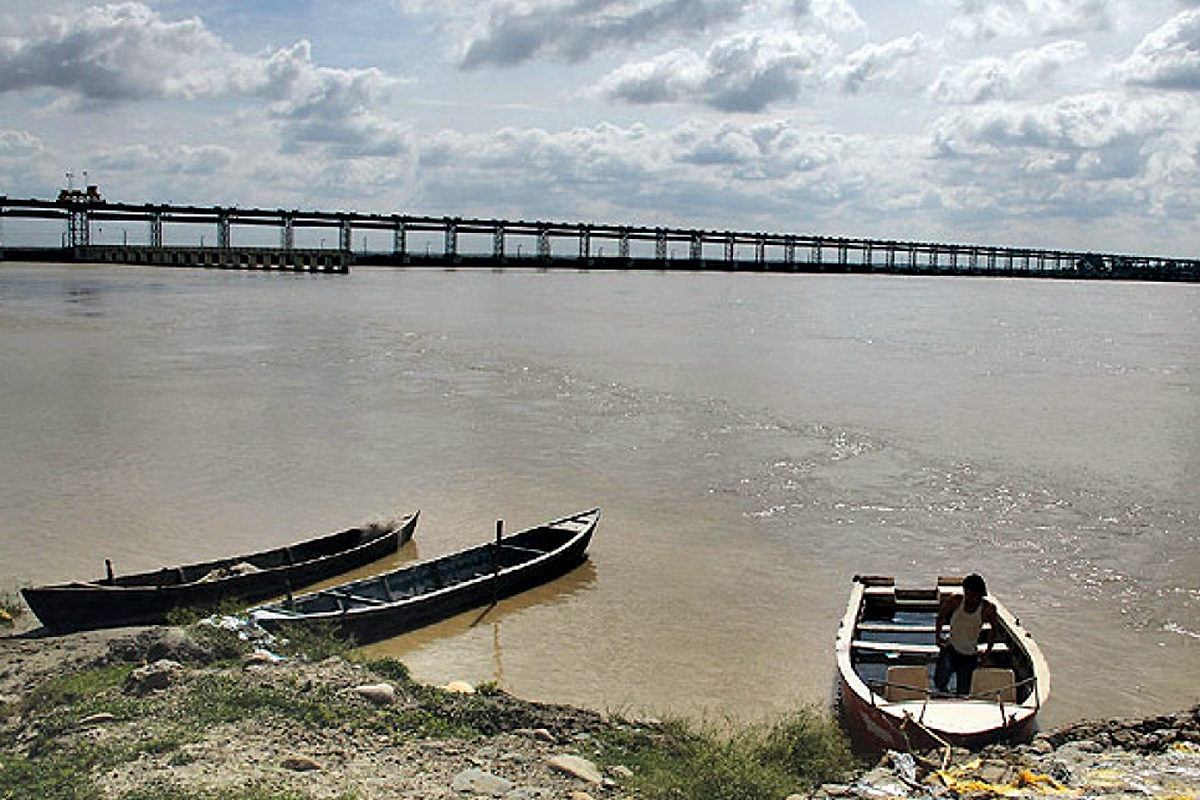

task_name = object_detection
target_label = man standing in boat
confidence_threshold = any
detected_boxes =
[934,574,997,696]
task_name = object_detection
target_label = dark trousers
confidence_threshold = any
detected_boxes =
[934,645,977,696]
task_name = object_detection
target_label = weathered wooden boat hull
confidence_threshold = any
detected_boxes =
[250,509,599,644]
[22,513,417,632]
[836,668,1041,753]
[835,575,1050,754]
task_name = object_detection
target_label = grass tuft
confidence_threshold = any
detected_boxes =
[272,621,357,662]
[598,705,856,800]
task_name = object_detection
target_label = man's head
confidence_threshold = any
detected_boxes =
[963,573,987,598]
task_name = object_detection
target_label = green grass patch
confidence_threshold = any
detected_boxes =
[177,672,352,730]
[598,706,857,800]
[272,621,357,662]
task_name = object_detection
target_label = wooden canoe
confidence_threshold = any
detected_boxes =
[835,575,1050,754]
[249,508,599,643]
[22,512,418,632]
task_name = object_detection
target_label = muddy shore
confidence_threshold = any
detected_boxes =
[1,622,1198,799]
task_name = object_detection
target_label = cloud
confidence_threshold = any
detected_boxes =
[0,3,413,160]
[946,0,1112,40]
[931,40,1090,104]
[90,143,238,175]
[411,117,902,229]
[456,0,744,69]
[0,129,45,159]
[595,31,836,111]
[594,29,923,110]
[831,34,925,94]
[1119,9,1200,90]
[0,3,259,103]
[929,93,1178,183]
[396,0,864,70]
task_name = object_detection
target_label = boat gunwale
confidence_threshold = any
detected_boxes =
[250,508,599,624]
[22,512,419,596]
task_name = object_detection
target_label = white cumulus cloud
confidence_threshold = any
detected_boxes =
[931,40,1091,104]
[1119,9,1200,90]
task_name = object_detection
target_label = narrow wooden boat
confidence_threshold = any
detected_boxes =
[835,575,1050,754]
[22,512,418,632]
[250,508,599,643]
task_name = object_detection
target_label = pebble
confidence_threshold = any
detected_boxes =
[451,767,513,796]
[547,754,603,785]
[350,682,396,705]
[124,659,183,695]
[78,712,117,727]
[280,755,322,772]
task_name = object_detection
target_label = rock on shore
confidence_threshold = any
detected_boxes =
[816,706,1200,800]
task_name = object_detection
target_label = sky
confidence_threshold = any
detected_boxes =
[2,0,1200,257]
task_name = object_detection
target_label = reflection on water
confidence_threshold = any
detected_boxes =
[1,264,1198,727]
[361,560,598,692]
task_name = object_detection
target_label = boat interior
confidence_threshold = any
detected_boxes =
[100,523,397,588]
[275,518,587,615]
[851,576,1039,708]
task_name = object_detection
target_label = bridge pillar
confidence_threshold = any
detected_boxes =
[338,217,352,252]
[494,224,506,259]
[393,217,406,256]
[217,211,231,249]
[149,212,163,249]
[690,232,703,262]
[655,229,667,261]
[537,225,551,259]
[67,206,91,248]
[784,236,796,266]
[812,239,823,266]
[619,229,630,260]
[444,218,459,260]
[725,233,734,264]
[281,213,294,251]
[579,225,591,260]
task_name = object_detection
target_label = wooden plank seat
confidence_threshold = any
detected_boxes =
[500,545,546,555]
[321,589,388,607]
[857,623,993,634]
[852,641,1010,657]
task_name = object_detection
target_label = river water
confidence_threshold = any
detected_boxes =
[1,262,1197,727]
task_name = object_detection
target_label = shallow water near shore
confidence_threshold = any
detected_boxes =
[1,262,1197,727]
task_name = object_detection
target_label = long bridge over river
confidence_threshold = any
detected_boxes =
[2,194,1197,281]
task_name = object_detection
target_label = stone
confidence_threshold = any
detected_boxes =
[351,682,396,705]
[450,767,513,796]
[1030,738,1054,755]
[124,659,183,695]
[243,649,285,668]
[548,754,603,785]
[609,765,634,780]
[78,712,117,727]
[281,755,322,772]
[444,680,476,694]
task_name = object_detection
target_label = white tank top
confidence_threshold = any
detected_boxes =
[949,600,983,655]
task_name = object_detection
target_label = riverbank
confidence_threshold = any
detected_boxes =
[1,621,1197,800]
